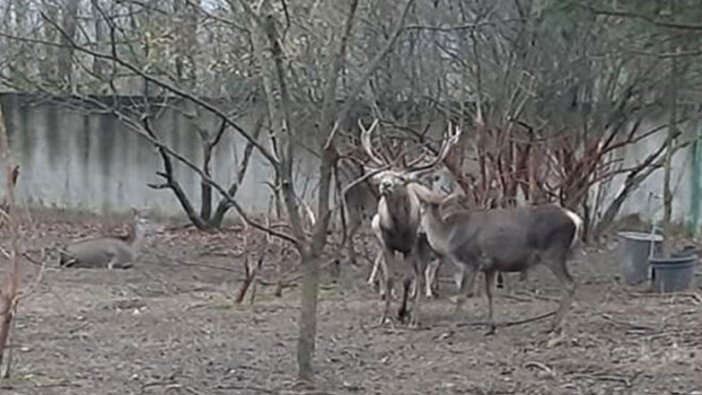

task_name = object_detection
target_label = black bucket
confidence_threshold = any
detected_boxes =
[649,254,698,293]
[618,231,663,285]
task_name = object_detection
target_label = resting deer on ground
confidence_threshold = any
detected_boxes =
[356,118,462,326]
[59,210,156,269]
[407,182,583,335]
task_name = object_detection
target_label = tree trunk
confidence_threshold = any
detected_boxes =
[91,0,107,85]
[209,118,263,228]
[173,0,199,88]
[296,250,319,383]
[0,95,20,375]
[200,141,214,222]
[40,0,59,83]
[58,0,80,90]
[662,48,679,257]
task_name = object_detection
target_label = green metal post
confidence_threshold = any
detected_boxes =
[689,124,701,238]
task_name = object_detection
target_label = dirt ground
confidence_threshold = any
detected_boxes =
[1,210,702,395]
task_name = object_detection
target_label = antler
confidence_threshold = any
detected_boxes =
[405,146,430,168]
[358,118,386,167]
[406,122,463,174]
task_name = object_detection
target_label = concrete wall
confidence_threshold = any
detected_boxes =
[0,93,318,220]
[1,92,701,231]
[601,118,701,227]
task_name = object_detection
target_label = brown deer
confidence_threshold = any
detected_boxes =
[407,182,583,335]
[59,210,157,269]
[357,118,462,326]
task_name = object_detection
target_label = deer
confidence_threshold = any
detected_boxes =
[367,218,440,300]
[59,210,157,269]
[357,118,462,326]
[407,182,583,335]
[337,157,380,267]
[337,139,440,299]
[434,189,531,298]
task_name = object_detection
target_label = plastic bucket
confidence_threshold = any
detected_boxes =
[617,231,663,285]
[650,255,698,293]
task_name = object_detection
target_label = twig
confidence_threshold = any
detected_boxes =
[524,361,555,376]
[628,291,702,304]
[454,310,556,328]
[215,384,277,394]
[600,313,657,332]
[16,248,47,303]
[568,371,640,387]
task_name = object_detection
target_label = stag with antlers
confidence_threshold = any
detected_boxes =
[357,118,462,326]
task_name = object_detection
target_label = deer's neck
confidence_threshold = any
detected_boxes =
[421,203,450,237]
[379,189,420,231]
[126,221,146,252]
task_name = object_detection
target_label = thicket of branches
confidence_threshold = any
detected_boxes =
[1,0,702,383]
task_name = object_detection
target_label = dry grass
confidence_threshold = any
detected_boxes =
[0,210,701,394]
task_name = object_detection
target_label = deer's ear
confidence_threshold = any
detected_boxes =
[408,168,433,181]
[369,171,385,184]
[404,171,423,182]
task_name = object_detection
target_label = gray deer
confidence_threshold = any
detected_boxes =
[59,210,156,269]
[407,182,583,335]
[358,118,462,326]
[337,157,380,267]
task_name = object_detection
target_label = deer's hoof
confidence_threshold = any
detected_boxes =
[408,318,421,329]
[484,325,496,336]
[397,308,409,324]
[545,329,566,348]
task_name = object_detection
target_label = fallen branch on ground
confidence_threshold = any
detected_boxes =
[235,254,265,304]
[454,310,557,329]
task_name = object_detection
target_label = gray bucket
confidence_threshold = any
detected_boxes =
[650,255,698,293]
[618,231,663,285]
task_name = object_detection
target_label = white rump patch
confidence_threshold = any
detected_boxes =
[562,208,584,248]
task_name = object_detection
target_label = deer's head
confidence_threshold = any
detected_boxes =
[358,118,462,198]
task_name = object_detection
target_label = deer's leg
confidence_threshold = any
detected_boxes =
[519,269,528,282]
[369,251,390,300]
[409,275,418,300]
[345,220,360,266]
[346,238,357,267]
[484,270,497,335]
[545,257,576,333]
[407,252,423,327]
[368,251,383,292]
[425,258,441,298]
[496,271,505,289]
[408,250,424,300]
[379,249,397,326]
[454,263,477,314]
[432,259,441,294]
[379,252,392,299]
[106,253,119,270]
[453,266,464,289]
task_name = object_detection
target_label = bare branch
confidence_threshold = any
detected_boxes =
[584,5,702,31]
[32,11,279,166]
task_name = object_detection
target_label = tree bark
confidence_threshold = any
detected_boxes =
[90,0,107,84]
[40,0,59,83]
[209,116,263,228]
[0,94,20,374]
[662,48,679,256]
[58,0,80,89]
